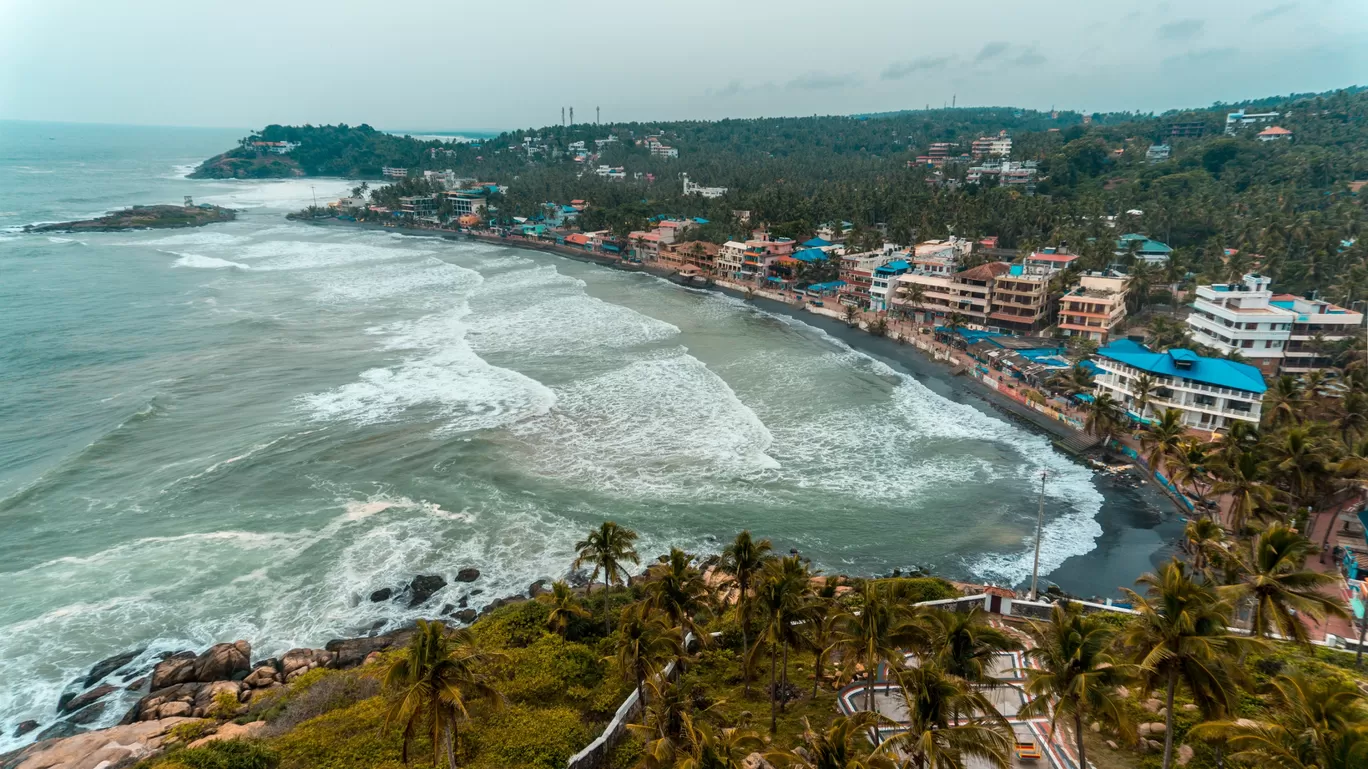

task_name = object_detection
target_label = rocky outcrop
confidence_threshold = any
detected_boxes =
[324,632,407,669]
[58,685,117,715]
[407,575,447,607]
[279,648,336,682]
[369,588,393,602]
[133,681,246,721]
[528,580,549,598]
[186,721,266,749]
[0,717,195,769]
[10,722,38,739]
[149,642,250,690]
[455,568,480,583]
[82,649,145,689]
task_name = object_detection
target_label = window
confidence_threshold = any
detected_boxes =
[1242,339,1254,348]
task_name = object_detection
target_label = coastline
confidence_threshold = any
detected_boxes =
[307,218,1186,598]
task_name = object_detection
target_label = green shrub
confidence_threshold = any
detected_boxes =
[167,720,215,745]
[271,696,409,769]
[606,734,644,769]
[211,690,242,720]
[164,740,279,769]
[471,600,551,649]
[252,668,380,734]
[466,704,592,769]
[498,635,604,705]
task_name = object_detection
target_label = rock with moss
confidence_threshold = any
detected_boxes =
[25,205,235,232]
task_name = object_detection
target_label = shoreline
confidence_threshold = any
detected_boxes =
[309,217,1186,598]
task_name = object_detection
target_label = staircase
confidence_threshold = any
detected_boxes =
[1053,430,1101,455]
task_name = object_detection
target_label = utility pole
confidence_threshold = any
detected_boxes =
[569,107,574,125]
[561,107,565,127]
[596,106,600,125]
[310,185,316,209]
[1029,470,1047,601]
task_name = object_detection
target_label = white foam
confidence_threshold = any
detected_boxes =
[170,252,251,270]
[194,178,358,211]
[235,240,429,272]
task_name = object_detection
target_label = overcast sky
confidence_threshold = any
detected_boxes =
[1,0,1363,132]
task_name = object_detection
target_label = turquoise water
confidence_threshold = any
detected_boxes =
[0,122,1146,746]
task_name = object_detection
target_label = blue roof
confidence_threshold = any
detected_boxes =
[802,237,833,247]
[1096,341,1267,394]
[1116,233,1172,253]
[792,248,828,263]
[875,259,910,275]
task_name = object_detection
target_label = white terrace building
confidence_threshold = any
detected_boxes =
[1186,273,1294,376]
[1093,340,1267,433]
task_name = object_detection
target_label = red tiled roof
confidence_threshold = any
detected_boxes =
[1027,252,1079,263]
[957,262,1012,282]
[1259,126,1292,135]
[565,233,590,245]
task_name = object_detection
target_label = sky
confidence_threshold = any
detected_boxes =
[0,0,1364,132]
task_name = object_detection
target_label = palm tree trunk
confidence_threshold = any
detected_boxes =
[812,652,822,699]
[1075,710,1086,769]
[636,666,645,709]
[446,723,457,769]
[739,585,750,696]
[769,643,778,735]
[780,642,790,713]
[1356,620,1366,669]
[604,574,612,637]
[1162,667,1177,769]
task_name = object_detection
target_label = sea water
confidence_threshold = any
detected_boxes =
[0,121,1160,747]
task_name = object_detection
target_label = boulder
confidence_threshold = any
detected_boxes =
[455,568,480,583]
[528,580,548,598]
[1147,721,1167,735]
[243,666,281,688]
[457,596,469,609]
[66,701,109,726]
[1090,721,1101,733]
[408,575,448,607]
[278,647,335,678]
[326,633,408,669]
[1146,739,1164,753]
[1181,703,1197,712]
[1115,685,1130,699]
[134,683,201,721]
[1143,697,1163,713]
[440,604,456,617]
[454,609,478,624]
[190,641,251,683]
[59,685,117,714]
[192,681,245,717]
[369,588,393,603]
[34,720,85,742]
[149,652,198,690]
[742,752,773,769]
[5,716,196,769]
[187,720,266,749]
[125,677,149,692]
[1105,740,1119,750]
[12,719,39,738]
[1177,744,1194,766]
[83,648,146,688]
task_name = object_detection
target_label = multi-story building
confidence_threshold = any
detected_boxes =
[660,241,719,273]
[444,190,487,217]
[967,161,1037,192]
[986,253,1074,334]
[382,167,409,179]
[838,245,902,308]
[1224,109,1280,136]
[869,258,911,312]
[717,241,747,278]
[893,262,1011,326]
[1145,144,1171,163]
[971,133,1012,159]
[398,194,437,219]
[595,165,626,180]
[626,231,662,262]
[682,174,727,198]
[644,136,679,157]
[1274,294,1364,373]
[1167,121,1206,138]
[1115,233,1173,264]
[1186,273,1294,375]
[1057,273,1130,343]
[1093,340,1266,432]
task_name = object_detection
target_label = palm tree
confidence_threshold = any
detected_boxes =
[539,580,590,637]
[1183,518,1227,576]
[920,606,1021,686]
[639,711,762,769]
[766,713,896,769]
[1220,523,1349,644]
[1141,408,1187,477]
[1119,560,1246,769]
[1052,363,1095,397]
[615,603,683,707]
[805,576,843,698]
[1264,375,1306,429]
[1131,373,1157,419]
[719,531,773,695]
[1170,437,1214,508]
[833,581,921,715]
[1210,451,1280,532]
[1020,602,1135,769]
[1084,392,1125,444]
[1265,426,1333,516]
[900,281,927,325]
[750,556,811,733]
[1189,672,1368,769]
[875,665,1013,769]
[945,311,968,334]
[573,521,641,635]
[383,619,504,768]
[645,547,710,643]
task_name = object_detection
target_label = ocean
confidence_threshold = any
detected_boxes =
[0,121,1177,747]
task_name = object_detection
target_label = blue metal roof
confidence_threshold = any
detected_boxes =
[792,248,828,263]
[1096,341,1267,394]
[693,217,710,224]
[875,259,910,274]
[802,237,833,247]
[805,281,846,292]
[1116,233,1172,253]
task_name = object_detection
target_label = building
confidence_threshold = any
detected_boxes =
[987,253,1076,334]
[971,132,1012,159]
[717,241,747,278]
[444,190,487,217]
[837,245,902,308]
[250,140,300,154]
[869,259,911,311]
[740,233,796,281]
[626,231,662,262]
[967,161,1037,192]
[894,262,1012,326]
[382,167,409,179]
[1257,126,1294,142]
[682,174,727,198]
[1225,109,1280,136]
[1186,273,1295,375]
[644,136,678,158]
[398,194,437,219]
[1167,121,1206,138]
[1058,273,1130,343]
[1115,233,1172,264]
[1093,339,1266,432]
[1145,144,1171,164]
[660,240,719,272]
[595,165,626,180]
[1273,294,1364,373]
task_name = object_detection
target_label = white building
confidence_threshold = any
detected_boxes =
[971,134,1012,159]
[1224,109,1280,136]
[716,241,747,278]
[382,167,409,179]
[1145,144,1171,164]
[1186,273,1295,376]
[966,160,1037,191]
[682,174,727,198]
[595,165,626,181]
[1257,126,1294,142]
[1273,293,1363,373]
[1093,340,1266,432]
